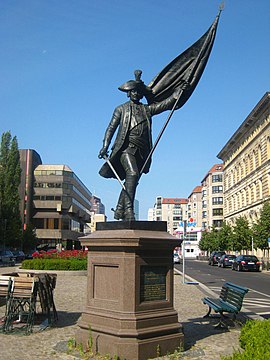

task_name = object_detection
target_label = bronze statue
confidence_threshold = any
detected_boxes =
[98,70,184,221]
[98,7,222,221]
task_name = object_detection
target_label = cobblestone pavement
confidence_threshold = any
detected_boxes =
[0,266,262,360]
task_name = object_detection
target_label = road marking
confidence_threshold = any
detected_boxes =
[249,289,270,298]
[256,311,270,315]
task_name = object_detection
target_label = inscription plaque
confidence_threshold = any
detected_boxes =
[140,266,167,302]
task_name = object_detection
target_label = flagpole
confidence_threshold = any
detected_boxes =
[139,6,223,177]
[139,88,184,176]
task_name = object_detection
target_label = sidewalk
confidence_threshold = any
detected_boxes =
[0,266,251,360]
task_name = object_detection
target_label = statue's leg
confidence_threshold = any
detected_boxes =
[120,152,139,221]
[123,174,138,220]
[114,190,125,220]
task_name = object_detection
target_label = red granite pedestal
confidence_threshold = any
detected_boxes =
[76,221,184,360]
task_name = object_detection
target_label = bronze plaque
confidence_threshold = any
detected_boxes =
[140,266,167,302]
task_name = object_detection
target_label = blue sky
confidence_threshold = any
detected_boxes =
[1,0,269,220]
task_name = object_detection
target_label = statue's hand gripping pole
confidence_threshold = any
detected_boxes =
[101,155,127,192]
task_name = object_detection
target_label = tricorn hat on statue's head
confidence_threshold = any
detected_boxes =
[118,70,149,95]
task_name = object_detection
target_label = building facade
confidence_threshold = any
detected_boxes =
[201,164,224,230]
[148,196,188,235]
[32,164,93,249]
[217,92,270,226]
[19,149,106,249]
[19,149,42,230]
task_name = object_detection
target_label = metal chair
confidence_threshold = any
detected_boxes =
[0,275,13,331]
[4,276,38,334]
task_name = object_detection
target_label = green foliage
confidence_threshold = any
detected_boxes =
[231,217,252,251]
[0,131,22,249]
[218,223,233,250]
[221,319,270,360]
[21,258,87,270]
[22,223,37,252]
[199,224,231,252]
[252,201,270,250]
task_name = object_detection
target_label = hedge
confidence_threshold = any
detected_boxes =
[221,319,270,359]
[22,258,87,271]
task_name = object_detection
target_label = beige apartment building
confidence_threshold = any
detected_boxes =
[201,164,224,230]
[148,196,188,235]
[187,185,202,228]
[217,92,270,227]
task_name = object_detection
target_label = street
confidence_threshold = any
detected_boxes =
[175,259,270,319]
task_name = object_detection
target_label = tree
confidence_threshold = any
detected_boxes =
[217,222,233,251]
[0,131,22,249]
[252,201,270,251]
[199,227,220,253]
[22,224,37,252]
[231,216,253,252]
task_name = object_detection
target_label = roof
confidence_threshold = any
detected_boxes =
[35,164,73,172]
[201,163,223,182]
[162,198,188,205]
[217,92,270,160]
[188,185,202,198]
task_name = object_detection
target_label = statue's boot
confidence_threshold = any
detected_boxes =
[123,175,138,221]
[114,189,125,220]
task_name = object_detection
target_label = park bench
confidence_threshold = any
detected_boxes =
[202,282,249,329]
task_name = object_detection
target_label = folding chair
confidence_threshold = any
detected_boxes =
[4,276,38,334]
[0,275,13,331]
[37,273,58,329]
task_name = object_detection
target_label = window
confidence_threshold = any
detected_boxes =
[212,186,223,193]
[202,211,207,218]
[212,197,223,205]
[213,208,223,216]
[212,174,223,182]
[213,220,223,227]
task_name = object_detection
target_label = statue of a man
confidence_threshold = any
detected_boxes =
[98,70,183,221]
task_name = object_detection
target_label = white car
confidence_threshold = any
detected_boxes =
[173,253,181,264]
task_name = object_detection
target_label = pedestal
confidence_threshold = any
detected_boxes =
[76,221,184,360]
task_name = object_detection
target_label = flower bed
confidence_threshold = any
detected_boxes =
[21,250,88,270]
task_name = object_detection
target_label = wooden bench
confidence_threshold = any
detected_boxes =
[202,282,249,328]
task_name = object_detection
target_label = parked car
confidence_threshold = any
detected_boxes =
[173,253,181,264]
[0,250,16,266]
[24,250,36,260]
[218,254,236,268]
[12,250,25,262]
[208,251,226,266]
[232,255,261,272]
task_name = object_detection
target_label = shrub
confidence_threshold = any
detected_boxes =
[21,258,87,271]
[221,319,270,359]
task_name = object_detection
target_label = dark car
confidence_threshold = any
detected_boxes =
[218,254,236,268]
[0,250,16,266]
[12,250,25,262]
[232,255,261,272]
[208,251,226,266]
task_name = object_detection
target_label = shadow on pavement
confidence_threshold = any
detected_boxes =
[54,311,82,328]
[182,315,246,350]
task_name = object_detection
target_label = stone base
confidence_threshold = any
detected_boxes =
[76,326,183,360]
[76,223,183,360]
